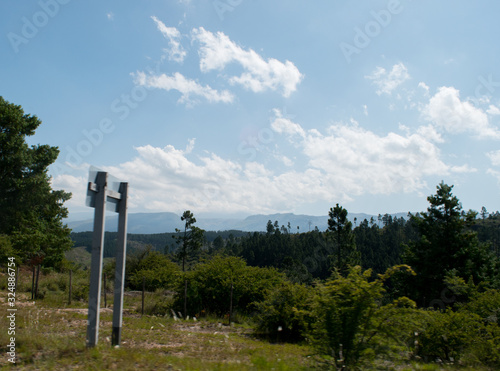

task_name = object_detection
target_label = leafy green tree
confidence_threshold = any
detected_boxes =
[327,203,360,274]
[172,210,204,271]
[0,97,72,268]
[403,182,497,306]
[311,265,416,367]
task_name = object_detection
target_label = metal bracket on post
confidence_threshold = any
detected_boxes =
[86,167,128,348]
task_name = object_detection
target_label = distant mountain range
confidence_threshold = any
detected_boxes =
[67,211,409,234]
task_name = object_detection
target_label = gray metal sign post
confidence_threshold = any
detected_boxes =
[112,181,128,346]
[86,168,128,348]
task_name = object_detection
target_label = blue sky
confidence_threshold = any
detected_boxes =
[2,0,500,219]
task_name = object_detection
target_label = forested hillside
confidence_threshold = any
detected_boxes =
[71,207,500,281]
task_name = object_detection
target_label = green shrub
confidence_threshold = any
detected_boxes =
[460,288,500,325]
[128,251,180,291]
[254,280,314,341]
[310,265,417,367]
[173,255,286,317]
[418,309,484,362]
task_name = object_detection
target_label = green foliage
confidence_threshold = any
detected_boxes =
[406,287,500,367]
[172,210,205,271]
[327,203,360,273]
[0,97,72,268]
[418,310,484,362]
[355,214,418,275]
[0,234,17,263]
[254,281,314,341]
[310,265,417,367]
[460,288,500,326]
[128,250,180,291]
[173,255,286,317]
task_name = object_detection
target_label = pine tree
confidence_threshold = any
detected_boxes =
[403,182,497,306]
[327,203,360,274]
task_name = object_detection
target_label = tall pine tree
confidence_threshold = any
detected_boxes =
[327,203,360,274]
[403,182,497,306]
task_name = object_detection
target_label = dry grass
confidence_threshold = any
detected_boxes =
[0,288,315,370]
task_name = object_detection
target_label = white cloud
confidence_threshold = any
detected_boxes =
[133,71,234,105]
[450,164,477,173]
[423,86,500,139]
[191,27,303,97]
[274,154,294,167]
[55,111,468,215]
[487,105,500,116]
[151,16,187,63]
[418,82,430,96]
[101,143,289,214]
[366,62,410,95]
[487,150,500,166]
[270,108,305,138]
[299,120,449,195]
[106,12,114,21]
[53,114,468,216]
[51,174,87,210]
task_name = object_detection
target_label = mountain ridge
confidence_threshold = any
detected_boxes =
[67,211,410,234]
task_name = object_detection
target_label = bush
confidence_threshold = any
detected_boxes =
[418,309,484,362]
[254,280,314,341]
[173,255,286,317]
[128,251,180,291]
[310,265,417,367]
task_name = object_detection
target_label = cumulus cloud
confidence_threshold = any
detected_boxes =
[53,111,470,215]
[191,27,303,97]
[366,62,410,95]
[117,117,457,213]
[151,16,187,63]
[423,86,500,139]
[298,120,450,195]
[133,71,234,105]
